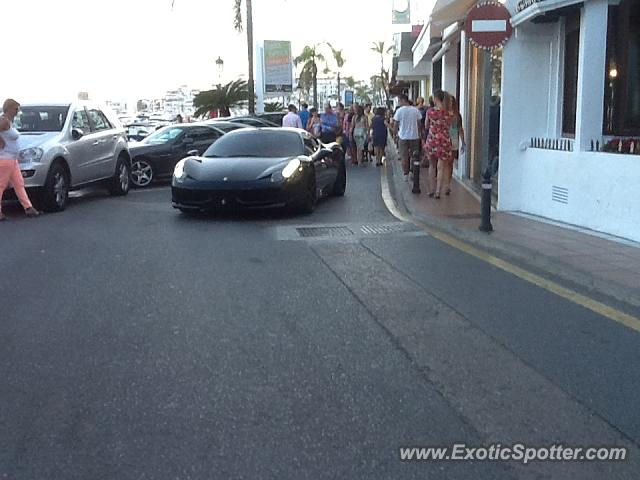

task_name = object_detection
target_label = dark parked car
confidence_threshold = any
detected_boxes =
[171,128,346,214]
[129,123,242,187]
[208,116,279,128]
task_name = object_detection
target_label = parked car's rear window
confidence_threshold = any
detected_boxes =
[15,106,69,132]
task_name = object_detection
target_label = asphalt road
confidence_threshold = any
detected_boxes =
[1,164,639,479]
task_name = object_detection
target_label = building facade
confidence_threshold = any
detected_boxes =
[500,0,640,242]
[410,0,639,242]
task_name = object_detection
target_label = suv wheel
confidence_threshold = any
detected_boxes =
[109,155,130,196]
[41,163,70,212]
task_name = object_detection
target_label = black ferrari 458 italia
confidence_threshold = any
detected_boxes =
[171,128,346,214]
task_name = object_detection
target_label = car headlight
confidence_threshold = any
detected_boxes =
[174,159,186,179]
[18,147,44,163]
[281,158,301,179]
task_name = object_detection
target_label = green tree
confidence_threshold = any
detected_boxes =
[371,41,393,103]
[325,43,345,105]
[193,79,251,118]
[294,45,325,108]
[233,0,255,113]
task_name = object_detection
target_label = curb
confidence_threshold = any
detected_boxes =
[383,142,640,311]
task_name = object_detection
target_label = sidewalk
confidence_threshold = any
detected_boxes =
[384,148,640,310]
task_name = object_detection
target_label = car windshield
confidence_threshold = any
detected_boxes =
[141,126,184,145]
[204,130,303,158]
[14,105,69,132]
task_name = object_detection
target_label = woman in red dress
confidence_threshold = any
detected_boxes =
[425,90,453,199]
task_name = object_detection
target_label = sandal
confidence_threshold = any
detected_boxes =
[25,207,41,217]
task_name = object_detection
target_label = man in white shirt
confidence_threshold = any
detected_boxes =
[282,104,303,129]
[392,94,422,181]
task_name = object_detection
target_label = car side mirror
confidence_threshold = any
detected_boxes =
[71,128,84,140]
[187,149,199,156]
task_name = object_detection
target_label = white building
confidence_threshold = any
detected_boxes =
[499,0,640,242]
[411,0,640,242]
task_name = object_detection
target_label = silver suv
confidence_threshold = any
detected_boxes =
[15,102,131,211]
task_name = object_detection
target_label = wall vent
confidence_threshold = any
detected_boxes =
[551,186,569,204]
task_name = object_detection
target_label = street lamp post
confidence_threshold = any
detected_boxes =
[215,56,224,89]
[215,56,224,117]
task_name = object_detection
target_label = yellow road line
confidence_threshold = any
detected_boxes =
[380,165,640,333]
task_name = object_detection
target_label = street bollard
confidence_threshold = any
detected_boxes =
[412,150,421,194]
[479,168,493,232]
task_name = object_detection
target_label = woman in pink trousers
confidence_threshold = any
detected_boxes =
[0,98,40,220]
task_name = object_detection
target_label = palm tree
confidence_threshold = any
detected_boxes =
[234,0,255,113]
[294,45,325,108]
[370,41,393,103]
[325,43,345,105]
[264,101,284,112]
[193,79,251,118]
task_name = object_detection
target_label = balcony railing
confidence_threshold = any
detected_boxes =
[530,137,574,151]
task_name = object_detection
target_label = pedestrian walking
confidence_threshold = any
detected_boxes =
[446,95,465,195]
[371,107,388,166]
[0,99,40,220]
[364,104,375,162]
[343,105,354,162]
[307,107,322,138]
[298,103,310,131]
[392,94,422,182]
[282,104,303,128]
[425,90,453,199]
[351,105,369,167]
[320,103,339,143]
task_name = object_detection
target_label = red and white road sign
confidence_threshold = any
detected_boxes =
[465,1,513,50]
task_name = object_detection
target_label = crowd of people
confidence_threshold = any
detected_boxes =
[392,90,465,199]
[283,89,465,199]
[283,102,391,167]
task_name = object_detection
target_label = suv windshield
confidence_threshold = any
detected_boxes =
[204,130,303,158]
[141,126,184,145]
[15,105,70,132]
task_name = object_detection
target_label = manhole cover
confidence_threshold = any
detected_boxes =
[443,213,482,220]
[296,226,354,238]
[360,223,413,235]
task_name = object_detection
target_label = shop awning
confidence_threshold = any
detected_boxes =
[412,22,443,67]
[509,0,584,27]
[431,0,478,31]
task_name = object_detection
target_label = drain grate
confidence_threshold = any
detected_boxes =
[360,223,413,235]
[296,226,354,238]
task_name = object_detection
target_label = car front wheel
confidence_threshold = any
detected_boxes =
[130,159,154,188]
[41,163,69,212]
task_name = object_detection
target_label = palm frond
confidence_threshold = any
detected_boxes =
[233,0,243,32]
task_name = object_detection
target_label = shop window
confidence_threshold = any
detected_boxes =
[604,0,640,135]
[562,11,580,136]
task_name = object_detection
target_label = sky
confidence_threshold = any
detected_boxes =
[2,0,429,108]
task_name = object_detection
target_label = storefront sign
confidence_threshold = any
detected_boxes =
[392,0,411,24]
[465,1,513,50]
[264,40,293,93]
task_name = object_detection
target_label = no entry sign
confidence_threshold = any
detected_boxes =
[465,1,513,50]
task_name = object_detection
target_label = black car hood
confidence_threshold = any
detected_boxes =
[129,143,171,157]
[186,156,297,181]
